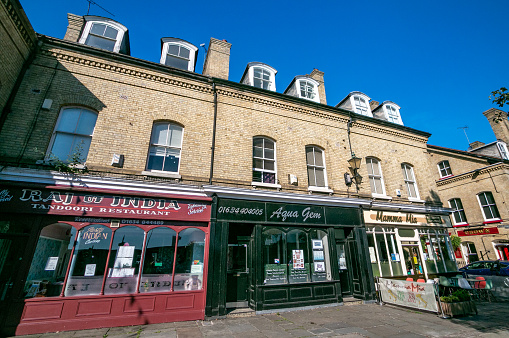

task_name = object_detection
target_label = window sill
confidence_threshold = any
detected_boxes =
[141,171,181,179]
[439,175,453,180]
[308,186,333,194]
[483,219,503,224]
[453,223,470,228]
[408,198,425,203]
[371,194,392,200]
[251,182,281,189]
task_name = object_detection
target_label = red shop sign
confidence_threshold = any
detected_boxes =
[457,227,499,237]
[0,187,210,222]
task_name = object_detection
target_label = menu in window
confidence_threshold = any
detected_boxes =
[292,250,304,269]
[45,257,59,271]
[85,264,96,276]
[264,264,287,284]
[114,245,134,268]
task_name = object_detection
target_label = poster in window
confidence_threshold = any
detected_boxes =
[313,250,324,261]
[292,249,304,269]
[314,262,325,272]
[190,264,203,273]
[85,264,96,276]
[339,257,347,270]
[369,247,377,263]
[312,239,323,250]
[45,257,59,271]
[391,253,400,262]
[110,267,135,277]
[114,245,135,268]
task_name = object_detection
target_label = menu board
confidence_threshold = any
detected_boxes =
[264,264,287,284]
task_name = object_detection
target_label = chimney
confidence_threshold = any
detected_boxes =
[202,38,232,80]
[483,108,509,145]
[369,100,380,111]
[309,69,326,104]
[469,141,485,150]
[64,13,85,42]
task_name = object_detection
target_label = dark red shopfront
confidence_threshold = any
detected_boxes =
[0,185,211,336]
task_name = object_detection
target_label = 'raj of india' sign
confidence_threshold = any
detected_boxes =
[0,187,210,222]
[379,278,438,313]
[457,227,499,236]
[364,210,444,226]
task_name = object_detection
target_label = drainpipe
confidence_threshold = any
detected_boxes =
[209,80,217,184]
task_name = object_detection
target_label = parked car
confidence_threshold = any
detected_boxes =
[459,260,509,276]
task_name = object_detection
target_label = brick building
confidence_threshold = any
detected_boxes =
[0,1,455,335]
[428,108,509,266]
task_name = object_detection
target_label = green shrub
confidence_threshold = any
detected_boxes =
[440,289,471,303]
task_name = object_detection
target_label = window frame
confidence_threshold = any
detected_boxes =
[448,198,468,226]
[46,106,98,164]
[79,17,127,53]
[366,157,387,197]
[477,191,501,222]
[401,163,420,201]
[160,38,198,72]
[296,77,320,103]
[497,142,509,159]
[145,121,184,175]
[252,136,280,188]
[353,95,370,116]
[242,62,277,92]
[437,160,453,179]
[305,145,331,192]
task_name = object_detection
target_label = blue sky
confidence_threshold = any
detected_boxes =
[21,0,509,151]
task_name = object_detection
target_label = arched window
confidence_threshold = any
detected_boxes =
[241,62,277,91]
[160,38,198,72]
[438,160,452,178]
[306,146,327,188]
[252,137,276,185]
[78,17,128,53]
[47,107,98,163]
[146,122,183,173]
[477,191,501,221]
[401,163,420,200]
[174,228,205,291]
[366,157,386,196]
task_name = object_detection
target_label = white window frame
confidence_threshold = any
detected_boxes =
[144,122,184,176]
[437,160,453,178]
[477,191,501,222]
[252,137,280,188]
[243,62,277,91]
[366,157,387,197]
[497,142,509,159]
[79,17,127,53]
[46,106,98,164]
[401,163,420,201]
[160,38,198,72]
[353,95,370,116]
[305,146,331,192]
[448,198,468,226]
[296,77,320,103]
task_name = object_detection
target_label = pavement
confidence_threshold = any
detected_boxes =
[13,301,509,338]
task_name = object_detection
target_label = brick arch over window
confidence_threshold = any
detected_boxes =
[56,94,106,113]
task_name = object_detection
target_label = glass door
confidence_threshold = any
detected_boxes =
[336,242,352,297]
[402,245,423,275]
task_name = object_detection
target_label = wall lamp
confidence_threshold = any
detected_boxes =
[346,153,363,191]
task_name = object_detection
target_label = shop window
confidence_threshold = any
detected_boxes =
[438,160,452,178]
[477,191,501,221]
[24,223,76,298]
[287,230,310,283]
[367,232,379,277]
[65,225,112,296]
[419,232,437,274]
[449,198,468,225]
[401,163,420,200]
[366,157,386,196]
[146,122,184,173]
[104,226,144,295]
[47,107,98,163]
[306,145,328,189]
[174,228,205,291]
[262,228,287,285]
[310,229,331,281]
[439,235,457,271]
[367,227,402,277]
[252,137,277,185]
[140,227,176,293]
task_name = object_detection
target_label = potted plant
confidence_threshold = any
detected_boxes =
[440,289,477,317]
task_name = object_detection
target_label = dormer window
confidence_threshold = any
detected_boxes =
[497,142,509,159]
[336,92,372,117]
[284,76,320,103]
[160,38,198,72]
[79,16,128,54]
[372,101,403,125]
[386,105,399,123]
[241,62,277,91]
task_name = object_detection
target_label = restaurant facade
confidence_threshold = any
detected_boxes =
[0,169,211,336]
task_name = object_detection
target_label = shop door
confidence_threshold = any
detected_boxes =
[0,235,29,333]
[402,245,423,275]
[226,225,253,308]
[346,237,363,297]
[336,242,352,297]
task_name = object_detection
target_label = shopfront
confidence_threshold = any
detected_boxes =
[364,210,456,280]
[0,185,211,336]
[205,196,375,317]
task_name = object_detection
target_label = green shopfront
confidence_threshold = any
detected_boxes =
[205,195,376,316]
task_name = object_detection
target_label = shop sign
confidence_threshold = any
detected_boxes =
[217,199,361,225]
[378,278,438,312]
[457,227,499,236]
[0,187,211,222]
[364,210,433,226]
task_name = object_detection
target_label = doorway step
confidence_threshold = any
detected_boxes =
[342,297,363,306]
[226,308,256,318]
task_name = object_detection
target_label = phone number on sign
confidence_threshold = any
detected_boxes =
[218,206,263,215]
